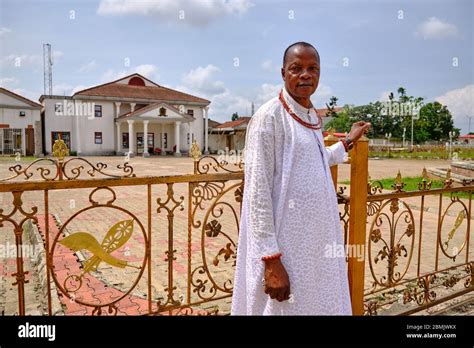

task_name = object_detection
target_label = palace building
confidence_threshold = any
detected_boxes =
[0,87,42,156]
[39,73,211,156]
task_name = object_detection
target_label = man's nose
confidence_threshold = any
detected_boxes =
[300,71,311,79]
[300,69,313,79]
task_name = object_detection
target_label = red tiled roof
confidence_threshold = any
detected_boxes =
[117,102,193,120]
[460,134,474,139]
[317,107,343,117]
[208,119,221,128]
[214,117,251,129]
[322,131,346,138]
[74,73,210,105]
[0,87,42,108]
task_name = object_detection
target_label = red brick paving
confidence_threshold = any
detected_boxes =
[36,214,150,315]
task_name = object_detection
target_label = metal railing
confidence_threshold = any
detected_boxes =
[0,135,472,316]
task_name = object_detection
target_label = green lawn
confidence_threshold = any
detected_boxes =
[0,156,37,162]
[340,176,472,200]
[369,148,474,160]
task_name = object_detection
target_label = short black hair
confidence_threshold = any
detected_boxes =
[282,42,319,66]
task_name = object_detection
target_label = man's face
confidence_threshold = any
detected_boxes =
[281,46,320,99]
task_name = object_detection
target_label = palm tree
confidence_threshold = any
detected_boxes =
[397,87,406,98]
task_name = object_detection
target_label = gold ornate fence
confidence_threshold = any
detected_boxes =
[0,137,472,316]
[0,139,243,315]
[331,136,474,316]
[361,171,473,315]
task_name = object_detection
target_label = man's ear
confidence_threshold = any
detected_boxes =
[281,67,285,81]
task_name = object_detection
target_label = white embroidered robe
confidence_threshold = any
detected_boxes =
[231,88,352,315]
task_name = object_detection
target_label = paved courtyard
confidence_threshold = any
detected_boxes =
[0,155,472,315]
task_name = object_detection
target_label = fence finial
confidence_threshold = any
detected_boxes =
[189,140,202,161]
[52,137,69,162]
[324,127,339,141]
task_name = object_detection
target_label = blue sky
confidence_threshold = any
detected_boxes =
[1,0,473,133]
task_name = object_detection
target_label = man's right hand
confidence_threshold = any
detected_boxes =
[263,258,291,302]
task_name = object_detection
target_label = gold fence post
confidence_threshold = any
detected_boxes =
[189,140,202,174]
[324,128,339,191]
[347,136,369,315]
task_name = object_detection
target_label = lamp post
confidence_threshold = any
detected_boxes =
[385,132,392,156]
[402,127,406,148]
[448,131,454,160]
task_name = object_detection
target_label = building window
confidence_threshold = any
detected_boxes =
[54,103,63,113]
[122,132,129,148]
[94,105,102,117]
[95,132,103,144]
[19,111,26,117]
[187,109,194,117]
[187,132,190,145]
[163,133,168,148]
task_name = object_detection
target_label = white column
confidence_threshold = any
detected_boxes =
[130,103,136,113]
[21,128,26,156]
[115,102,122,118]
[116,123,122,154]
[161,123,166,156]
[75,100,81,155]
[127,120,135,157]
[204,106,209,154]
[174,121,181,156]
[143,120,149,157]
[188,121,193,152]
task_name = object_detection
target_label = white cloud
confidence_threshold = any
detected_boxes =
[52,83,75,96]
[312,83,333,106]
[71,85,90,94]
[52,50,63,61]
[0,77,19,86]
[415,17,459,40]
[101,68,126,82]
[1,54,41,67]
[379,91,392,102]
[256,83,282,105]
[11,88,40,102]
[97,0,254,27]
[261,25,274,39]
[176,64,250,121]
[175,63,334,122]
[435,85,474,131]
[178,64,225,96]
[100,64,160,82]
[78,60,97,73]
[261,59,274,71]
[0,27,12,36]
[0,50,62,68]
[53,83,90,96]
[133,64,159,80]
[210,90,253,120]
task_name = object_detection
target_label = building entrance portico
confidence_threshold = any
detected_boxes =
[115,102,195,157]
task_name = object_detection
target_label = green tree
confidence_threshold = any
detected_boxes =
[325,96,339,118]
[324,106,351,133]
[325,88,459,143]
[417,102,460,142]
[231,112,239,121]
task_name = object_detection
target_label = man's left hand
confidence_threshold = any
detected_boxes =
[347,121,371,143]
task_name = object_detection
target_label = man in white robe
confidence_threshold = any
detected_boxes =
[231,42,370,315]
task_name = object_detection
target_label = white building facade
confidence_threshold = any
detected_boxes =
[40,74,211,156]
[0,87,42,156]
